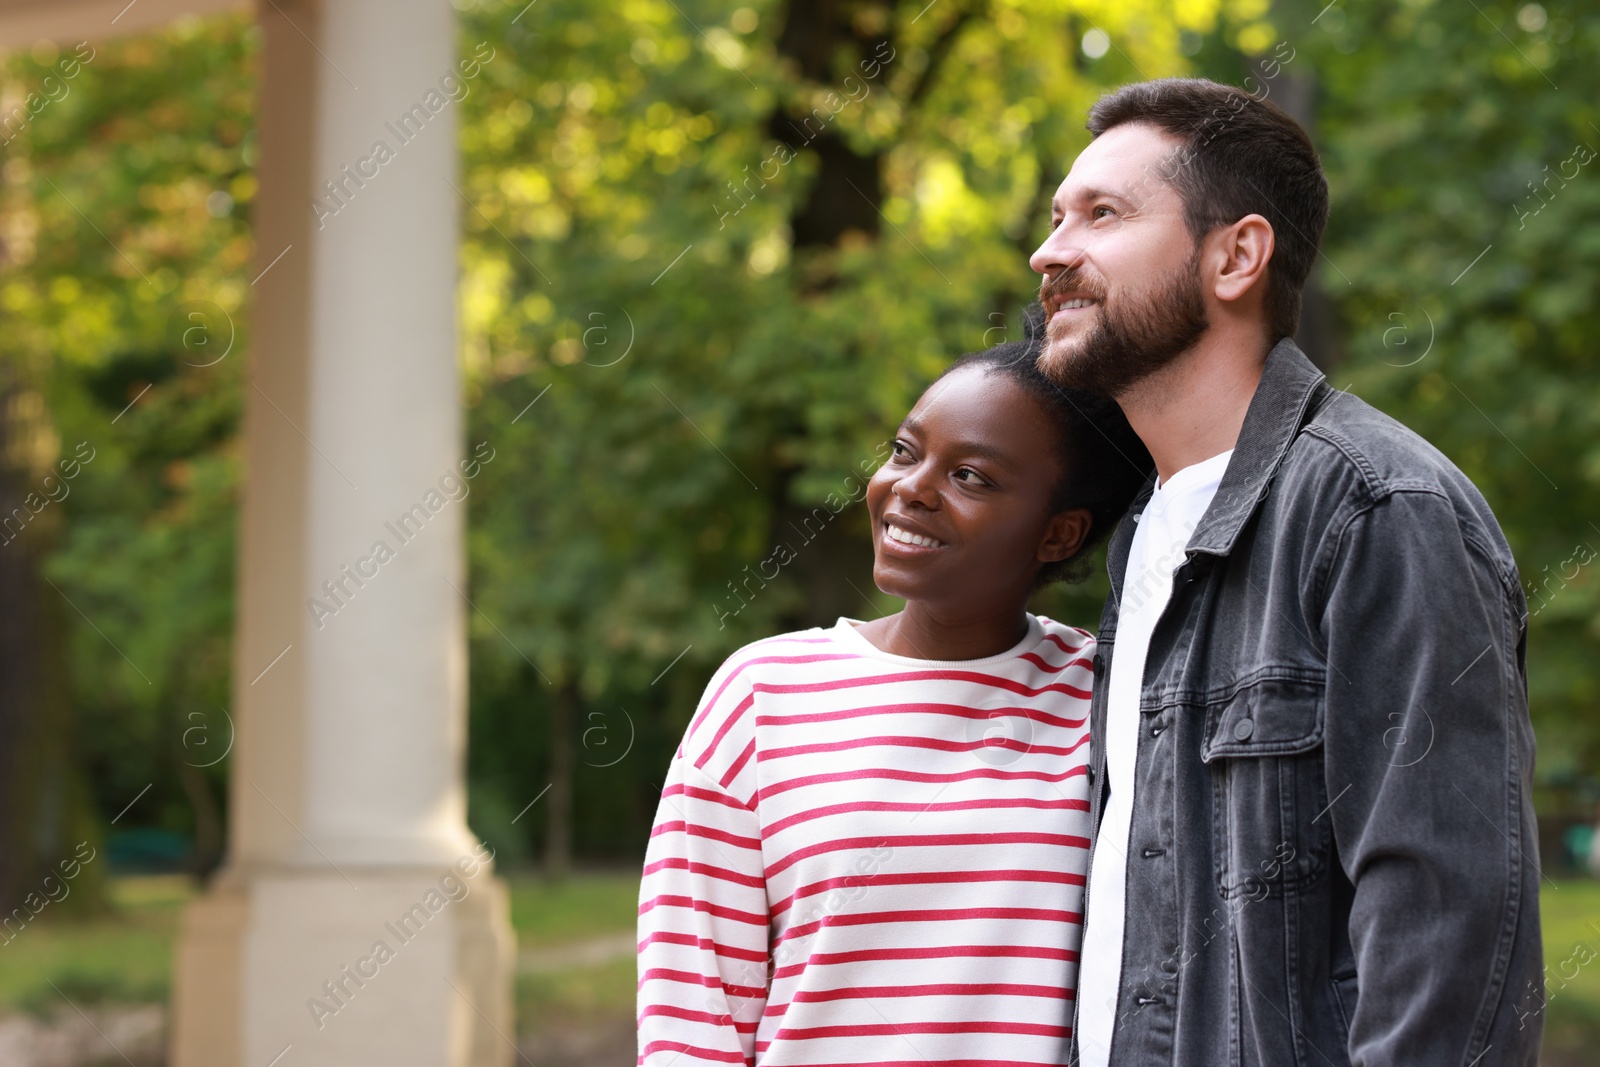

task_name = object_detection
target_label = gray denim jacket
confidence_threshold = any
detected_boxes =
[1074,339,1543,1066]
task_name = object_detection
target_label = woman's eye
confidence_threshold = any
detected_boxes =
[954,468,989,486]
[890,440,912,460]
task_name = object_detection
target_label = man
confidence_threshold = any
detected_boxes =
[1030,78,1543,1065]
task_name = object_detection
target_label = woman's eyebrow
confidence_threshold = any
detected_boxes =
[900,417,1021,474]
[954,440,1021,473]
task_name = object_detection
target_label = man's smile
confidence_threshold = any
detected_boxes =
[1047,296,1099,324]
[1041,280,1104,322]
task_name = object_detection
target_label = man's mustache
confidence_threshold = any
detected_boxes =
[1038,265,1108,308]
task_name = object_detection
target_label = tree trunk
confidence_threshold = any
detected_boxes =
[0,382,102,919]
[769,0,891,252]
[174,756,225,881]
[545,677,577,876]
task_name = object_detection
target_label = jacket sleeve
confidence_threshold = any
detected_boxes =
[638,745,770,1063]
[1318,488,1542,1066]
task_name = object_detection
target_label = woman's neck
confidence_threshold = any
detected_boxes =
[854,600,1031,661]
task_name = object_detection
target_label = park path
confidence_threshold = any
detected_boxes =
[518,931,636,974]
[517,932,638,1066]
[0,1005,164,1066]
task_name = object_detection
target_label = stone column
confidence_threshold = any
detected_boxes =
[171,1,515,1064]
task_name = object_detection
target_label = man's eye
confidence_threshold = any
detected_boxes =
[1092,205,1117,220]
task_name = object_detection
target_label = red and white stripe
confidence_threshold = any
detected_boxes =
[638,616,1094,1066]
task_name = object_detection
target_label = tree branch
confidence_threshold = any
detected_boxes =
[900,1,983,115]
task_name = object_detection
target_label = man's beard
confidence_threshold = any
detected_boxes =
[1035,250,1209,398]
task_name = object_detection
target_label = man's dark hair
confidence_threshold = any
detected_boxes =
[1087,77,1329,341]
[937,338,1152,585]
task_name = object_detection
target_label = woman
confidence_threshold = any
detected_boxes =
[638,339,1149,1065]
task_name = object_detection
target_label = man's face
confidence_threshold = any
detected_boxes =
[1029,123,1210,397]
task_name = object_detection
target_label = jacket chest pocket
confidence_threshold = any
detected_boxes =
[1200,677,1329,900]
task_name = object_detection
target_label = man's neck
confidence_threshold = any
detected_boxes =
[1118,328,1272,484]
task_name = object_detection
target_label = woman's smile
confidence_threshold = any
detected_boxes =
[881,516,947,553]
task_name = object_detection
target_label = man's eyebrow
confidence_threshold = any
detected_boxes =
[899,417,1021,473]
[1055,184,1132,213]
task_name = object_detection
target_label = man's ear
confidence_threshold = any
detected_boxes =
[1211,213,1274,305]
[1038,508,1093,564]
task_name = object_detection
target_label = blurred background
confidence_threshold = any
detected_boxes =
[0,0,1597,1063]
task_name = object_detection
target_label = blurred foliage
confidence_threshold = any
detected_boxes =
[1281,0,1600,789]
[0,16,252,896]
[455,0,1255,865]
[0,0,1594,873]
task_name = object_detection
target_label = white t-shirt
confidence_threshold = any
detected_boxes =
[1077,449,1234,1066]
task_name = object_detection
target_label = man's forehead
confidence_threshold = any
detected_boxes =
[1053,123,1185,207]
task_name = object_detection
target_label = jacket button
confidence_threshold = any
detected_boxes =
[1092,654,1105,680]
[1233,718,1255,741]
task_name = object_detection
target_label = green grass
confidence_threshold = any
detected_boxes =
[0,870,643,1016]
[1538,878,1600,1063]
[506,870,640,1037]
[0,875,191,1015]
[505,869,638,950]
[517,956,637,1034]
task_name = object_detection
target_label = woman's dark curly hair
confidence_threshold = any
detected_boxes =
[931,333,1153,586]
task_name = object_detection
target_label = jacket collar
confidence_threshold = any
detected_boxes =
[1105,338,1328,602]
[1188,337,1328,558]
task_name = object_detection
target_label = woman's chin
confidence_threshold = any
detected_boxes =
[869,560,928,604]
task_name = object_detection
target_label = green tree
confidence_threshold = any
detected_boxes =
[1271,0,1600,786]
[0,18,256,889]
[452,0,1265,863]
[14,0,1592,888]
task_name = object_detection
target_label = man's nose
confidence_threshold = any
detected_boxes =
[1029,224,1084,278]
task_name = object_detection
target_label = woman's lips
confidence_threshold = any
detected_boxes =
[881,521,946,557]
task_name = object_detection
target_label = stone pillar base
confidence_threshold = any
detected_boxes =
[172,862,515,1067]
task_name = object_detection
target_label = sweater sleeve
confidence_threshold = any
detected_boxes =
[638,663,770,1066]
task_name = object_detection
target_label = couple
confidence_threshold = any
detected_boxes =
[638,78,1543,1066]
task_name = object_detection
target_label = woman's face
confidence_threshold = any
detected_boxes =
[865,364,1089,612]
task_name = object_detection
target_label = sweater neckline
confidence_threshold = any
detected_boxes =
[830,613,1048,668]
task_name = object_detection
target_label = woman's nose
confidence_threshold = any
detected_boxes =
[891,466,937,506]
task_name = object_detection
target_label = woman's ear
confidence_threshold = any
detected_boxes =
[1038,507,1092,564]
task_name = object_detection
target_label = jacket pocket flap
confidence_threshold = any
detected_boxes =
[1201,677,1324,761]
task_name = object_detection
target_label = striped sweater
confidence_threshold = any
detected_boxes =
[638,614,1094,1066]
